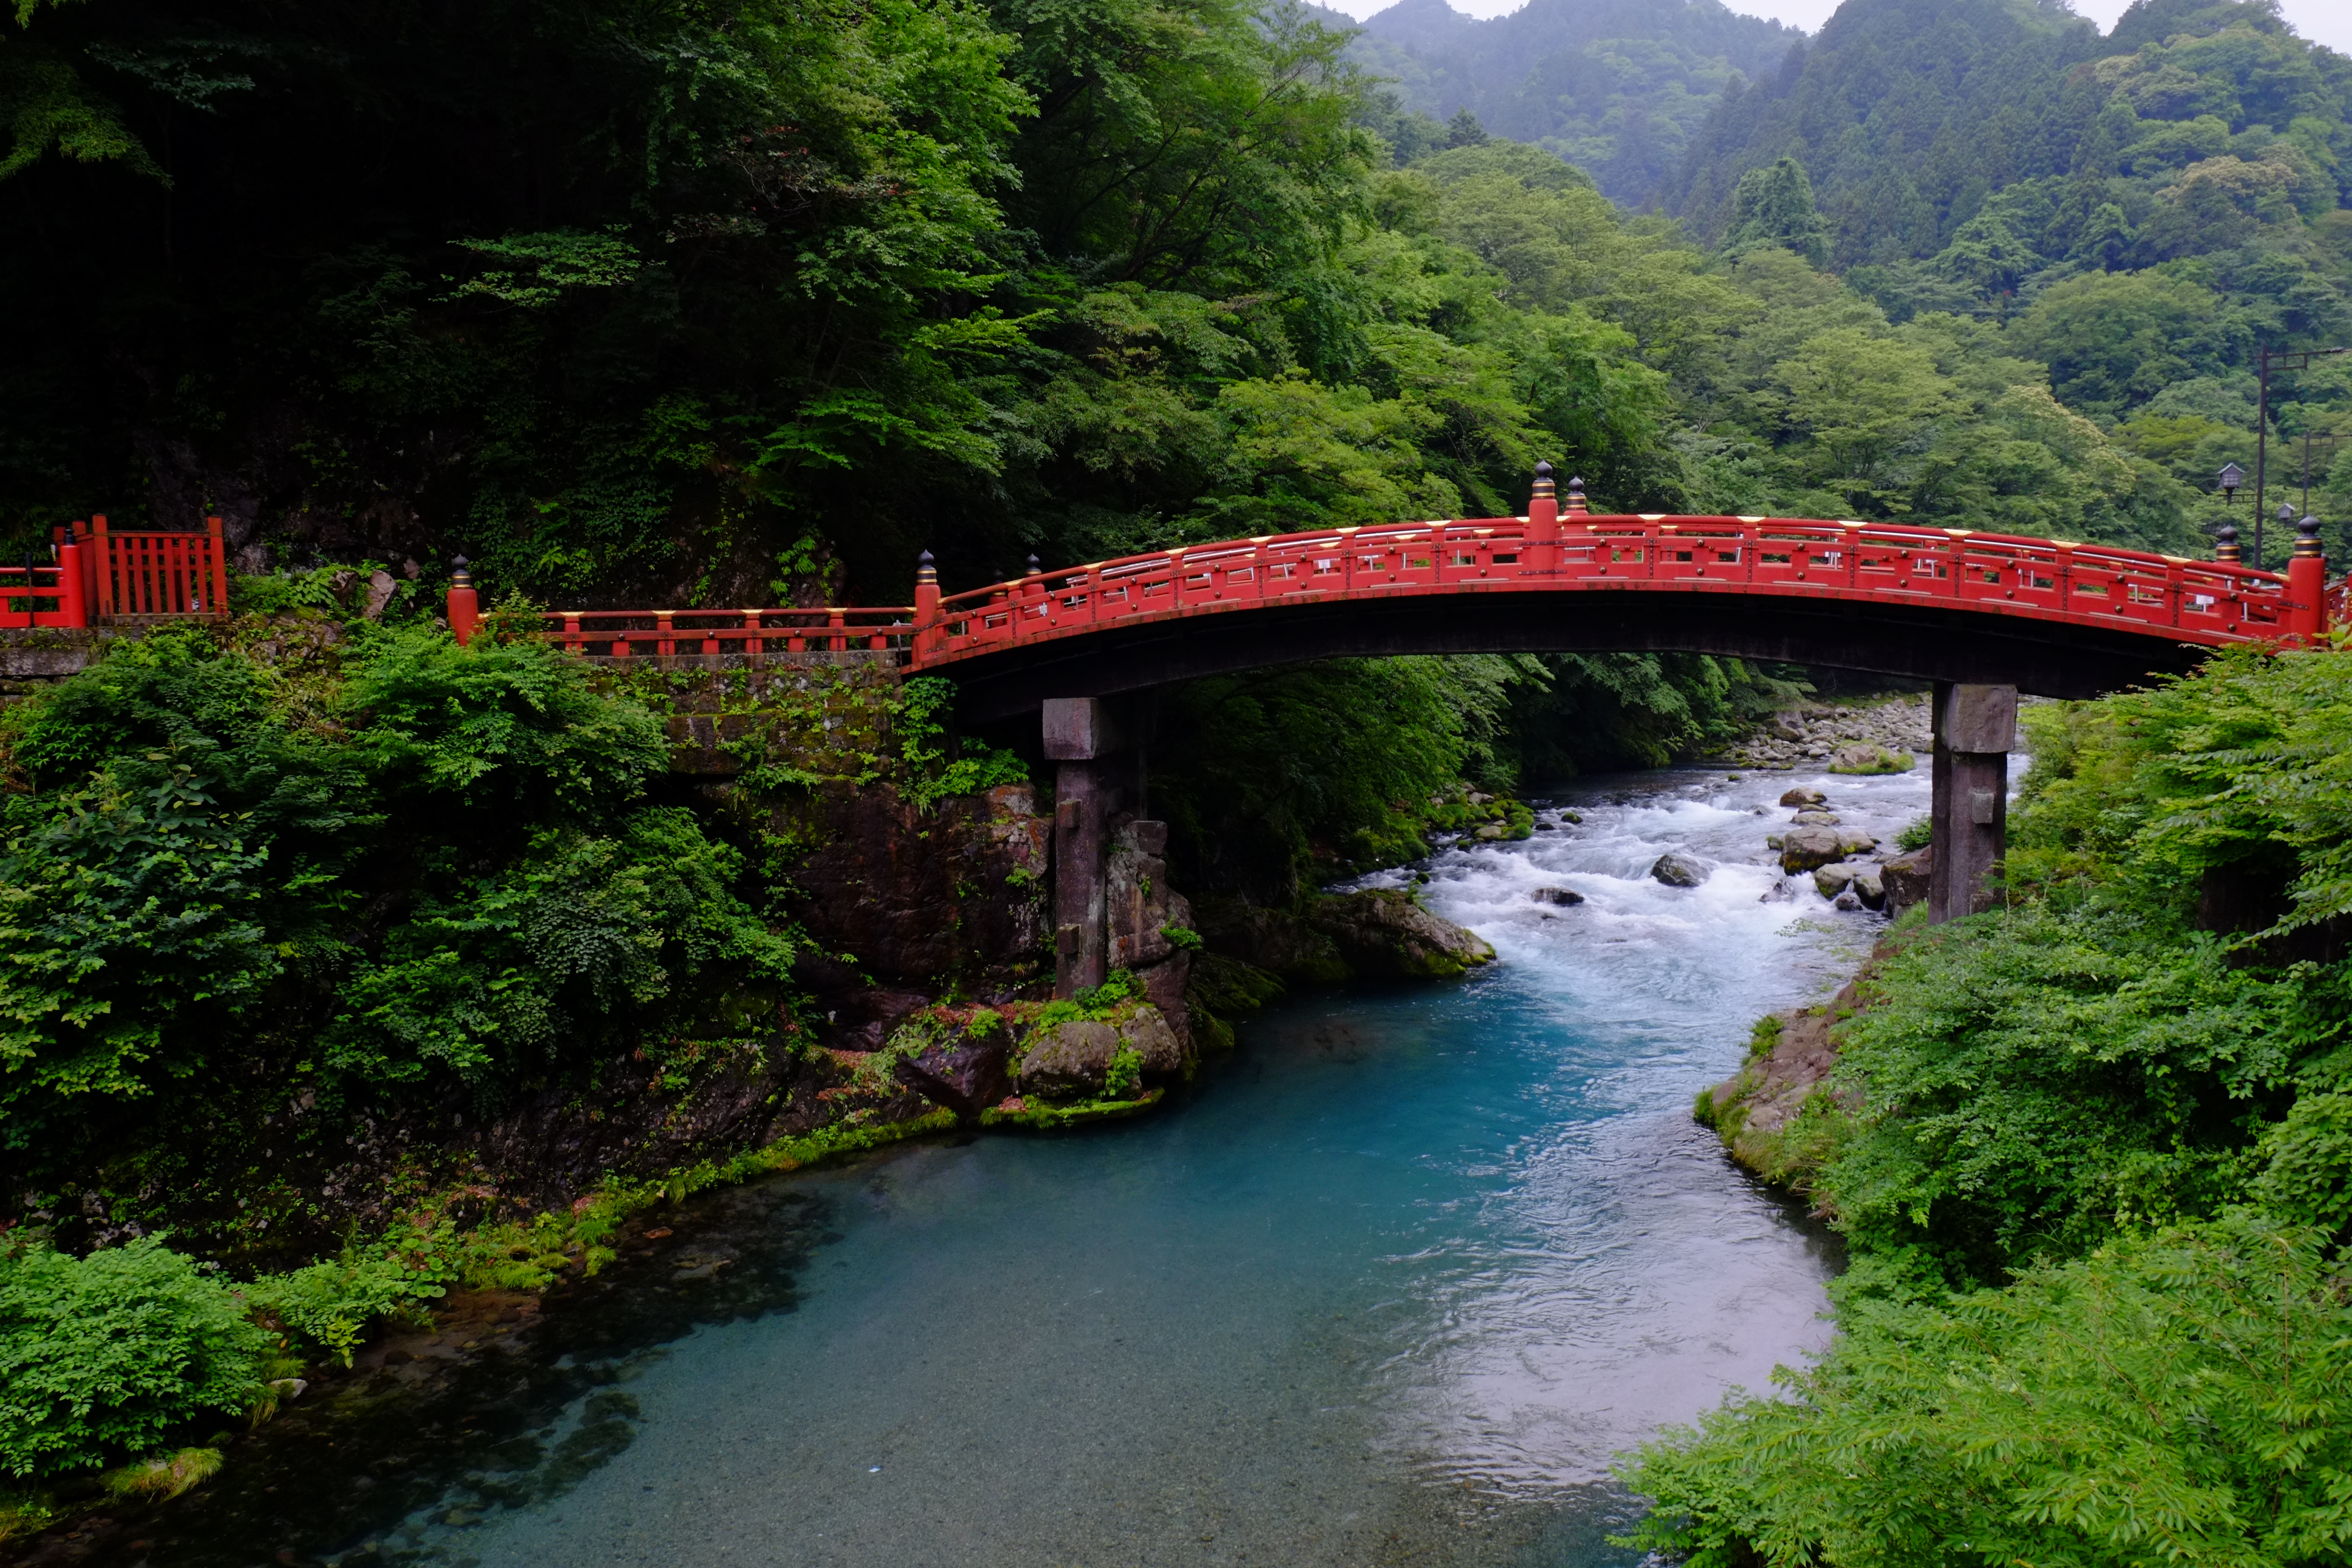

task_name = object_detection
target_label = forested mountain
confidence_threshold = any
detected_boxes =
[1332,0,1803,202]
[1666,0,2352,560]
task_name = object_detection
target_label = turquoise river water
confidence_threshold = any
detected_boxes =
[67,758,1936,1568]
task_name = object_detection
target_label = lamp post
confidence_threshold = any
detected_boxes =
[2218,462,2244,506]
[2254,343,2350,568]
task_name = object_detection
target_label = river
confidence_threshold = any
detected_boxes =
[75,759,1935,1568]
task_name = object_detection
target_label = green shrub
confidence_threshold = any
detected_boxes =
[1620,1216,2352,1568]
[0,1237,267,1480]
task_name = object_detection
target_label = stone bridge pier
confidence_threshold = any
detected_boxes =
[1043,696,1169,998]
[1928,682,2017,922]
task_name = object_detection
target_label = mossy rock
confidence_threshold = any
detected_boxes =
[980,1088,1164,1130]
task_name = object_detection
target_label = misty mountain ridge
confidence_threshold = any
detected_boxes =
[1323,0,1807,203]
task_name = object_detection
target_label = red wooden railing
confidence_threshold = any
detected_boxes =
[64,515,231,620]
[466,475,2339,665]
[0,557,86,630]
[915,509,2322,665]
[538,606,917,659]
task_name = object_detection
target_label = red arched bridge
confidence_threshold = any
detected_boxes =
[470,466,2335,991]
[13,475,2335,997]
[456,469,2337,717]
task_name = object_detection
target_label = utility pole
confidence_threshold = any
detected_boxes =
[2254,344,2349,568]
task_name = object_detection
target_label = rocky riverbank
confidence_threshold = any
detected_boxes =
[1725,693,1932,772]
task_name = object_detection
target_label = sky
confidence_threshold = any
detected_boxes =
[1318,0,2352,57]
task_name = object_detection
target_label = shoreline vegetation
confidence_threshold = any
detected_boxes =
[1646,642,2352,1568]
[5,0,2350,1554]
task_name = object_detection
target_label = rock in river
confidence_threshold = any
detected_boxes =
[1530,886,1584,906]
[1778,826,1846,873]
[1651,852,1710,887]
[1779,786,1825,808]
[1311,889,1495,979]
[894,1013,1013,1119]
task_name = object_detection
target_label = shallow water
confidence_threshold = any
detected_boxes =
[78,760,1936,1568]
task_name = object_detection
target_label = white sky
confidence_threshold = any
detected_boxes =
[1319,0,2352,58]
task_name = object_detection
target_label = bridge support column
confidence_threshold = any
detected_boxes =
[1928,683,2016,923]
[1044,698,1128,998]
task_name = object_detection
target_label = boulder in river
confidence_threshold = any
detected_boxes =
[1779,826,1845,873]
[1827,744,1915,775]
[895,1012,1014,1118]
[1881,846,1931,916]
[1530,886,1584,906]
[1015,1019,1121,1098]
[1790,809,1840,826]
[1779,786,1825,807]
[1812,862,1858,899]
[1849,865,1886,909]
[1310,889,1495,979]
[1651,852,1710,887]
[1836,827,1879,856]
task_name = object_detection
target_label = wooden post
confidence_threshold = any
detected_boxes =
[1524,461,1559,575]
[446,556,480,646]
[2287,514,2326,642]
[913,550,940,661]
[1929,683,2016,922]
[90,514,110,620]
[206,515,229,613]
[53,539,87,627]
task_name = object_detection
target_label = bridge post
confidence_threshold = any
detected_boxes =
[914,550,941,659]
[1044,697,1127,997]
[2287,514,2326,642]
[446,557,480,647]
[1927,683,2016,923]
[1525,461,1559,574]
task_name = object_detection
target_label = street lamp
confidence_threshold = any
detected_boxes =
[2218,462,2244,504]
[2254,343,2350,566]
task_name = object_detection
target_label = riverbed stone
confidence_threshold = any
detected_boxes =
[1835,827,1879,856]
[1881,846,1931,916]
[1779,826,1845,873]
[1813,863,1858,898]
[1790,809,1839,826]
[1779,786,1825,808]
[1651,852,1710,887]
[1531,886,1584,906]
[1310,888,1494,979]
[1016,1019,1122,1098]
[1849,865,1886,909]
[1118,1005,1187,1075]
[894,1013,1014,1119]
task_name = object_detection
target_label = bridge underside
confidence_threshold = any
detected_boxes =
[941,588,2216,722]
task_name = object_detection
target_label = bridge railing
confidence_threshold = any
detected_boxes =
[537,606,917,660]
[0,560,85,629]
[919,514,2303,661]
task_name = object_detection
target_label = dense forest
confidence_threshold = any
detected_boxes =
[4,0,2352,1553]
[1324,0,1802,202]
[1636,647,2352,1568]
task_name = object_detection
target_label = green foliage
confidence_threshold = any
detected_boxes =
[243,1221,454,1366]
[894,676,1028,810]
[0,622,797,1187]
[1622,1215,2352,1568]
[0,1237,267,1479]
[1155,655,1545,902]
[1718,158,1832,269]
[1894,814,1932,853]
[1620,645,2352,1565]
[1102,1044,1145,1101]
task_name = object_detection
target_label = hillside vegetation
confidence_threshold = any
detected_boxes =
[1625,645,2352,1568]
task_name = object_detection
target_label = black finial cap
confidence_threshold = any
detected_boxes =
[2296,514,2324,557]
[2216,523,2240,562]
[1025,553,1041,575]
[450,554,472,583]
[1534,459,1553,478]
[919,549,934,565]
